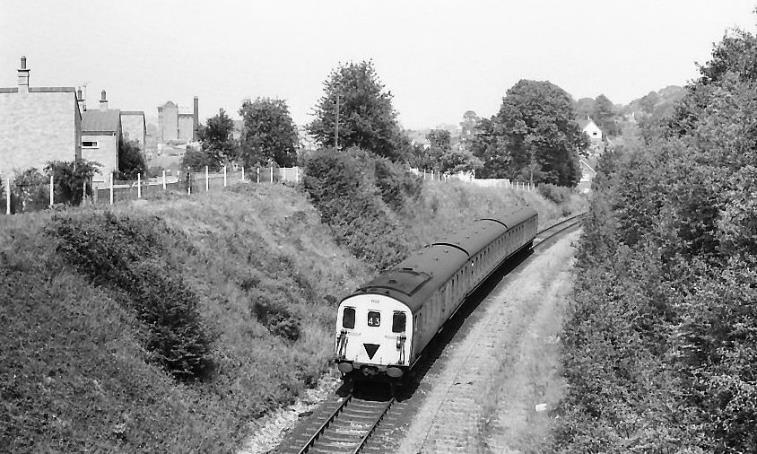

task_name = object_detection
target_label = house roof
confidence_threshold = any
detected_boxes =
[82,109,121,133]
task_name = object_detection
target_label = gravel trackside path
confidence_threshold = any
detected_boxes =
[396,231,578,454]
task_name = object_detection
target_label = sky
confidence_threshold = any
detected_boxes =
[1,0,755,130]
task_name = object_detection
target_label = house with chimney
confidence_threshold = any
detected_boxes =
[75,87,146,186]
[80,90,122,185]
[0,56,82,178]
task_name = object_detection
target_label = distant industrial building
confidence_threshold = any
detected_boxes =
[158,97,198,144]
[0,56,82,177]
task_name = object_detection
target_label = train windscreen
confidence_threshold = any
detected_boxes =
[392,312,406,333]
[342,307,355,329]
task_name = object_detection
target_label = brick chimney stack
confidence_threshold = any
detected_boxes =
[99,90,108,111]
[18,56,30,94]
[193,96,199,141]
[77,88,86,112]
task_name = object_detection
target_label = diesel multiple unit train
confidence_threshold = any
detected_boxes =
[335,207,538,382]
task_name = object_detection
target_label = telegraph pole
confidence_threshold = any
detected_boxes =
[334,91,340,150]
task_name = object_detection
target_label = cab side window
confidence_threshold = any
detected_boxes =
[392,312,406,333]
[342,307,355,329]
[368,311,381,327]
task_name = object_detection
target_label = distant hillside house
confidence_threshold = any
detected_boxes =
[81,90,121,185]
[578,117,603,142]
[0,56,82,178]
[158,97,198,144]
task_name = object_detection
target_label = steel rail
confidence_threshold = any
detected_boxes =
[350,397,395,454]
[296,393,353,454]
[533,213,585,247]
[536,212,585,237]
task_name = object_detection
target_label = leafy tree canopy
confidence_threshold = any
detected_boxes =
[592,94,621,137]
[196,108,237,170]
[474,79,587,186]
[117,138,147,179]
[307,60,406,161]
[239,98,299,167]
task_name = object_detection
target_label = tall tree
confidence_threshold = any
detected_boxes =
[117,138,147,179]
[239,98,299,167]
[425,129,451,170]
[592,94,620,136]
[193,108,237,170]
[459,110,479,149]
[307,60,406,161]
[490,79,587,186]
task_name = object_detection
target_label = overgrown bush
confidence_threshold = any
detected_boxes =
[537,182,571,204]
[556,24,757,451]
[48,212,214,380]
[45,159,99,205]
[11,167,48,212]
[252,301,301,342]
[374,157,423,211]
[303,147,411,269]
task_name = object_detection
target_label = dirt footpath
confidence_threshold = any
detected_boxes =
[396,231,578,453]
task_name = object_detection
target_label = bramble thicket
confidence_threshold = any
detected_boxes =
[556,27,757,452]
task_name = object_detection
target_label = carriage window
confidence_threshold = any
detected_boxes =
[368,311,381,327]
[342,307,355,329]
[392,312,406,333]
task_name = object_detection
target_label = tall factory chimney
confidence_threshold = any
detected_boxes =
[18,56,30,94]
[77,88,86,112]
[99,90,108,111]
[193,96,199,141]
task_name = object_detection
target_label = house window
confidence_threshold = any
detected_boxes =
[82,141,99,148]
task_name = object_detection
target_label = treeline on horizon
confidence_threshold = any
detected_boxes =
[555,26,757,452]
[181,58,609,190]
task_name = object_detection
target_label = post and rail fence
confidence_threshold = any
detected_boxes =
[1,164,532,215]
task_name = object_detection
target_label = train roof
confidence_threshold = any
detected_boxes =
[346,207,538,312]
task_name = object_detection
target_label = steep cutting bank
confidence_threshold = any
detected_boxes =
[1,178,584,452]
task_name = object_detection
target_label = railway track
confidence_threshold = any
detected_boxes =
[276,391,394,454]
[533,213,584,248]
[275,213,584,453]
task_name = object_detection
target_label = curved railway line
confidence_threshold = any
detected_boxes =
[275,213,584,454]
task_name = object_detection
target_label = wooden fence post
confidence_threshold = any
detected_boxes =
[241,166,245,181]
[137,173,142,199]
[270,166,273,183]
[162,170,166,190]
[6,177,10,214]
[256,167,260,184]
[110,173,114,205]
[49,175,54,207]
[205,166,209,192]
[223,165,227,187]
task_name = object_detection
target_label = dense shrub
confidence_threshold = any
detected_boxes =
[48,212,214,381]
[556,24,757,452]
[303,147,411,269]
[536,183,571,204]
[11,168,48,212]
[252,301,301,342]
[45,159,99,205]
[373,157,423,211]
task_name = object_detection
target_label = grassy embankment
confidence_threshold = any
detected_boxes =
[1,168,584,452]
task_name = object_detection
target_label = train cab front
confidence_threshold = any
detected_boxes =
[335,294,412,382]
